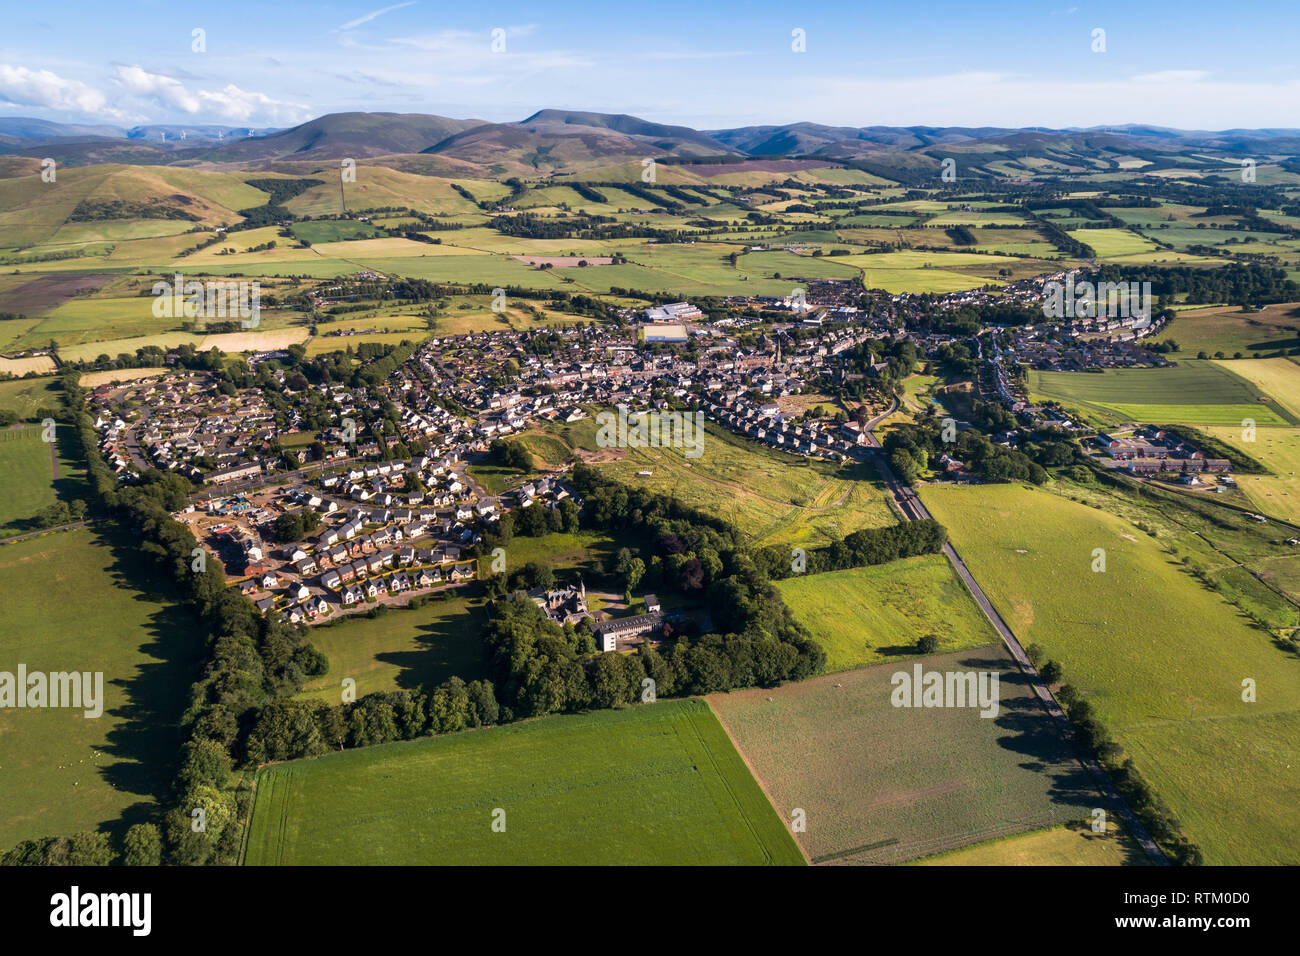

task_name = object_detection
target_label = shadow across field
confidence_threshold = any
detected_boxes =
[374,600,490,691]
[92,523,205,843]
[709,646,1120,866]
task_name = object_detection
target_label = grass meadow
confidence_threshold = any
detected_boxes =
[0,527,201,850]
[294,594,489,704]
[1155,303,1300,357]
[775,555,1000,672]
[913,821,1142,866]
[243,699,803,866]
[919,482,1300,864]
[0,377,63,419]
[0,424,87,535]
[553,417,897,547]
[1215,357,1300,420]
[1203,424,1300,525]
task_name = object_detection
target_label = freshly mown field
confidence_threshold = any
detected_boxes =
[0,527,200,850]
[919,482,1300,864]
[913,821,1143,866]
[708,649,1107,865]
[1154,303,1300,357]
[1215,357,1300,420]
[243,698,803,866]
[295,595,489,704]
[1202,424,1300,525]
[776,555,1000,672]
[53,327,311,364]
[857,266,1004,294]
[1067,227,1158,257]
[1028,360,1294,426]
[552,417,896,547]
[76,367,168,388]
[0,355,56,376]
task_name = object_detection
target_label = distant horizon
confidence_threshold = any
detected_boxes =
[2,0,1298,130]
[4,109,1300,140]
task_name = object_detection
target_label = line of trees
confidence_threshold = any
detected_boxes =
[755,519,947,580]
[5,373,328,866]
[1025,644,1202,865]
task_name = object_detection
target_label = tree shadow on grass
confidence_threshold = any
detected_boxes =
[946,651,1127,843]
[90,523,206,844]
[1244,336,1300,352]
[375,600,489,692]
[52,421,91,507]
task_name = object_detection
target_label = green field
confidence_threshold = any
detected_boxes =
[0,527,200,850]
[1154,302,1300,356]
[1067,228,1159,258]
[919,482,1300,864]
[1028,360,1295,426]
[554,417,897,547]
[0,425,82,533]
[776,555,1000,672]
[1215,356,1300,420]
[295,595,489,704]
[708,649,1110,864]
[472,530,621,581]
[243,699,804,865]
[1203,424,1300,525]
[0,377,63,419]
[290,219,382,244]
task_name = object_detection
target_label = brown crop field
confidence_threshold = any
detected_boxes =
[0,273,119,315]
[708,646,1115,864]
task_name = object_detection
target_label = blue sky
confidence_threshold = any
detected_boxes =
[1,0,1297,130]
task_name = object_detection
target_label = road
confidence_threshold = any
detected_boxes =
[862,414,1170,865]
[861,395,899,445]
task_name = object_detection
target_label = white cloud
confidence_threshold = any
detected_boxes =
[112,65,306,124]
[337,2,416,32]
[114,65,200,113]
[642,50,756,62]
[386,30,479,53]
[197,84,309,124]
[0,64,110,114]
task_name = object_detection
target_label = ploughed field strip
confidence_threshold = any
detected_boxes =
[1028,360,1297,426]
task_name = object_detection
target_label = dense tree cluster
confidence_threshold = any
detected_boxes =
[483,596,822,720]
[884,416,1053,485]
[70,199,199,222]
[756,519,947,580]
[235,178,324,228]
[1096,262,1298,307]
[243,677,500,764]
